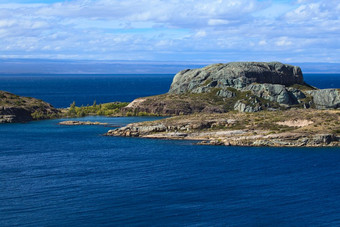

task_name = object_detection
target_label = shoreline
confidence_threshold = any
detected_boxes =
[106,109,340,147]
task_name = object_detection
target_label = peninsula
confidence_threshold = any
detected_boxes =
[107,62,340,147]
[1,62,339,147]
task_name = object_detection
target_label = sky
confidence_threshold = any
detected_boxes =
[0,0,339,63]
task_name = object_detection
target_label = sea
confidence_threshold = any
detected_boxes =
[0,73,340,226]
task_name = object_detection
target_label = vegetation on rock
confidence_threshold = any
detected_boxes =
[64,101,129,117]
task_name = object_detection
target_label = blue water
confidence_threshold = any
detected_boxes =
[0,73,338,108]
[0,74,173,108]
[0,73,340,226]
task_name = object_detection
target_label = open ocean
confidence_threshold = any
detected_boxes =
[0,73,340,226]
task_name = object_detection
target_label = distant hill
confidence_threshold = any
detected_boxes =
[0,59,339,74]
[0,59,205,74]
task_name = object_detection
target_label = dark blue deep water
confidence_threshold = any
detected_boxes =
[0,74,173,108]
[0,73,339,108]
[0,73,340,226]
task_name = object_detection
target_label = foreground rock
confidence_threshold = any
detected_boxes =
[107,109,340,147]
[123,62,339,116]
[0,91,59,123]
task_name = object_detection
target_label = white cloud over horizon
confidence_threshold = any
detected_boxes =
[0,0,339,63]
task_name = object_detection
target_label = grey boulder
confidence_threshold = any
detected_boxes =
[307,89,340,109]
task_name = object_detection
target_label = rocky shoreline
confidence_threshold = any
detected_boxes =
[106,109,340,147]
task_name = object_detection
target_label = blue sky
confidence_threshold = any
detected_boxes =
[0,0,339,63]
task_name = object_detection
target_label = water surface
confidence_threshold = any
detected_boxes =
[0,74,340,226]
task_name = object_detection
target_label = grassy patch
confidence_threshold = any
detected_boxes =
[289,82,317,91]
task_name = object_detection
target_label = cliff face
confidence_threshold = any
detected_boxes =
[0,91,59,123]
[123,62,339,115]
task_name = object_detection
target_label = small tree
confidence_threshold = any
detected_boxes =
[68,101,76,117]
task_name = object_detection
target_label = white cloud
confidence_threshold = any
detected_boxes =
[208,19,231,26]
[258,40,267,46]
[194,30,207,38]
[275,37,292,47]
[0,0,339,62]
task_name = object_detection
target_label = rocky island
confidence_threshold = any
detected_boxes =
[0,91,59,123]
[107,62,340,147]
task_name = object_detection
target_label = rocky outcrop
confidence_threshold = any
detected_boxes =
[307,89,340,109]
[123,62,338,115]
[233,100,262,113]
[0,91,59,123]
[58,121,109,126]
[107,124,167,137]
[169,62,303,94]
[243,83,304,105]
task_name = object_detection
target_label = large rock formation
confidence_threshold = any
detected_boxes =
[0,91,59,123]
[123,62,339,115]
[169,62,303,94]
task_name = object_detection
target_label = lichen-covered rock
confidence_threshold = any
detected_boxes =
[307,89,340,109]
[216,89,235,98]
[169,62,303,94]
[233,100,262,113]
[244,83,301,105]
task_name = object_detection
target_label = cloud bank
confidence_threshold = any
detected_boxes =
[0,0,339,62]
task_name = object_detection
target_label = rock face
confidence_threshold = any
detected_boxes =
[244,84,303,105]
[0,91,59,123]
[0,107,33,123]
[169,62,303,94]
[307,89,340,109]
